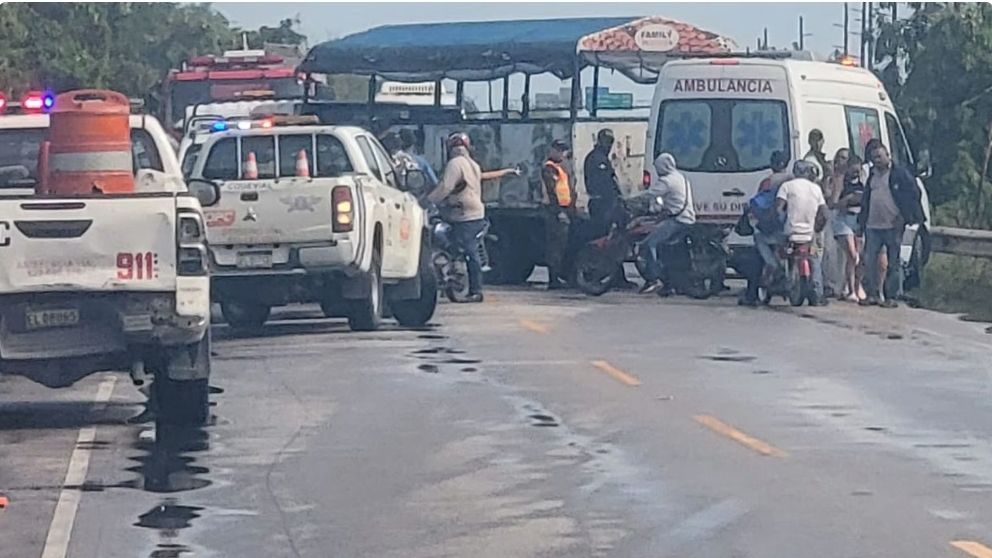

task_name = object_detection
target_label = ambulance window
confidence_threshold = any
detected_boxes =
[657,101,711,169]
[278,134,314,178]
[884,113,914,168]
[844,107,881,160]
[202,138,238,180]
[731,102,790,172]
[131,130,164,172]
[242,136,276,179]
[316,134,353,177]
[656,99,789,173]
[356,136,383,181]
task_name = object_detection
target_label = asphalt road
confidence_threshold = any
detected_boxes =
[3,282,992,558]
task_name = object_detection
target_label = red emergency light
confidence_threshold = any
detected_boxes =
[21,91,55,113]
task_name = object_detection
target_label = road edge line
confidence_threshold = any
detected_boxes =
[40,375,117,558]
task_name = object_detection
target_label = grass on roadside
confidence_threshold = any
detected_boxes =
[916,253,992,323]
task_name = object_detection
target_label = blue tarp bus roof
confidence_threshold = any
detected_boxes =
[299,17,737,83]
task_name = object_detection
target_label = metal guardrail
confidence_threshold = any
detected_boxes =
[930,226,992,258]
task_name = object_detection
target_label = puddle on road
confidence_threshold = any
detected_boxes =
[702,355,756,363]
[135,499,203,530]
[529,413,560,427]
[413,347,465,355]
[418,364,439,374]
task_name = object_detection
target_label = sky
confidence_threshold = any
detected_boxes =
[215,2,856,57]
[214,2,861,108]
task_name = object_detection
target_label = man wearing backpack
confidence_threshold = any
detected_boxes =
[751,151,790,281]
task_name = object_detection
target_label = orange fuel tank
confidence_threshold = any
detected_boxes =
[40,89,134,195]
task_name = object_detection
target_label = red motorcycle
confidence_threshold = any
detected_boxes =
[784,241,815,306]
[573,214,660,296]
[573,198,727,298]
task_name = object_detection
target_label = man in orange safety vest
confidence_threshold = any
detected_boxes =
[541,139,577,290]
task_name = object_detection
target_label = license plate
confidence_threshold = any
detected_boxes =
[236,252,273,269]
[25,308,80,330]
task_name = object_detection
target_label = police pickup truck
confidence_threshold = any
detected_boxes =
[186,116,436,332]
[0,108,217,426]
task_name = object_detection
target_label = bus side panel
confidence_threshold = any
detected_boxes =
[573,120,648,203]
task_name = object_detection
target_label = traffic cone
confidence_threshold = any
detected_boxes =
[243,152,258,179]
[295,149,310,178]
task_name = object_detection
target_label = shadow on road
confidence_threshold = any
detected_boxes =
[0,400,138,430]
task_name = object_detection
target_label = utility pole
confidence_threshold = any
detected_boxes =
[799,16,805,50]
[843,3,850,56]
[866,2,874,68]
[860,2,868,66]
[763,27,769,50]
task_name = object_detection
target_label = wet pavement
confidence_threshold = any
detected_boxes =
[2,282,992,557]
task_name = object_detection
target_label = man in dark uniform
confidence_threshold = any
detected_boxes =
[584,129,621,237]
[582,129,635,289]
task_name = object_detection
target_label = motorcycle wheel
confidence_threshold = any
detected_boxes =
[789,265,808,307]
[574,246,615,297]
[444,259,472,303]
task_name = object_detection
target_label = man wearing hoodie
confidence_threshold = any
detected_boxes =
[639,153,696,294]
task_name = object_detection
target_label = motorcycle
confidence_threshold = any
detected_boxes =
[427,209,490,303]
[573,196,728,297]
[759,241,815,306]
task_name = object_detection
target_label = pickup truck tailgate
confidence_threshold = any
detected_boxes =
[0,196,178,293]
[204,178,337,245]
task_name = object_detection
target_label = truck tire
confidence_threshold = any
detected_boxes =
[348,247,383,332]
[391,246,438,328]
[153,334,211,427]
[221,301,270,333]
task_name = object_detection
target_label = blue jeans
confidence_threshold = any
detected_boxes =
[864,227,903,300]
[810,250,824,299]
[451,219,487,294]
[640,219,689,282]
[754,230,785,273]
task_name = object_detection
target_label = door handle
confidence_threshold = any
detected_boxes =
[379,197,386,203]
[722,188,746,197]
[394,203,401,209]
[241,192,259,201]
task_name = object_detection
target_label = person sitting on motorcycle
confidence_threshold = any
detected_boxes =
[775,160,830,305]
[639,153,696,295]
[751,151,791,285]
[426,131,520,303]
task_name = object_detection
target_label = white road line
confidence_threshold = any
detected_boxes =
[40,375,117,558]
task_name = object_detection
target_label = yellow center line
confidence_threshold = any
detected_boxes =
[693,415,788,458]
[591,360,641,387]
[519,319,550,334]
[952,541,992,558]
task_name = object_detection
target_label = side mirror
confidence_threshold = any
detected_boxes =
[403,169,429,196]
[916,149,933,179]
[187,178,220,207]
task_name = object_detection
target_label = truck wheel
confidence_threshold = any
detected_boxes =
[391,246,438,328]
[348,247,383,332]
[153,335,211,427]
[221,301,270,333]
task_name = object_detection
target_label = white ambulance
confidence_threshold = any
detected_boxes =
[645,53,932,283]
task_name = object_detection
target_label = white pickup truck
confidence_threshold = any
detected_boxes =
[187,119,436,332]
[0,112,217,425]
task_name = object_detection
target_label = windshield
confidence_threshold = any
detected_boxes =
[0,128,45,189]
[655,99,790,173]
[169,77,303,127]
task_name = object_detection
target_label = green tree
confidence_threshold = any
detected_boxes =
[875,3,992,226]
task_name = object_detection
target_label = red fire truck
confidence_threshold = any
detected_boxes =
[162,48,303,133]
